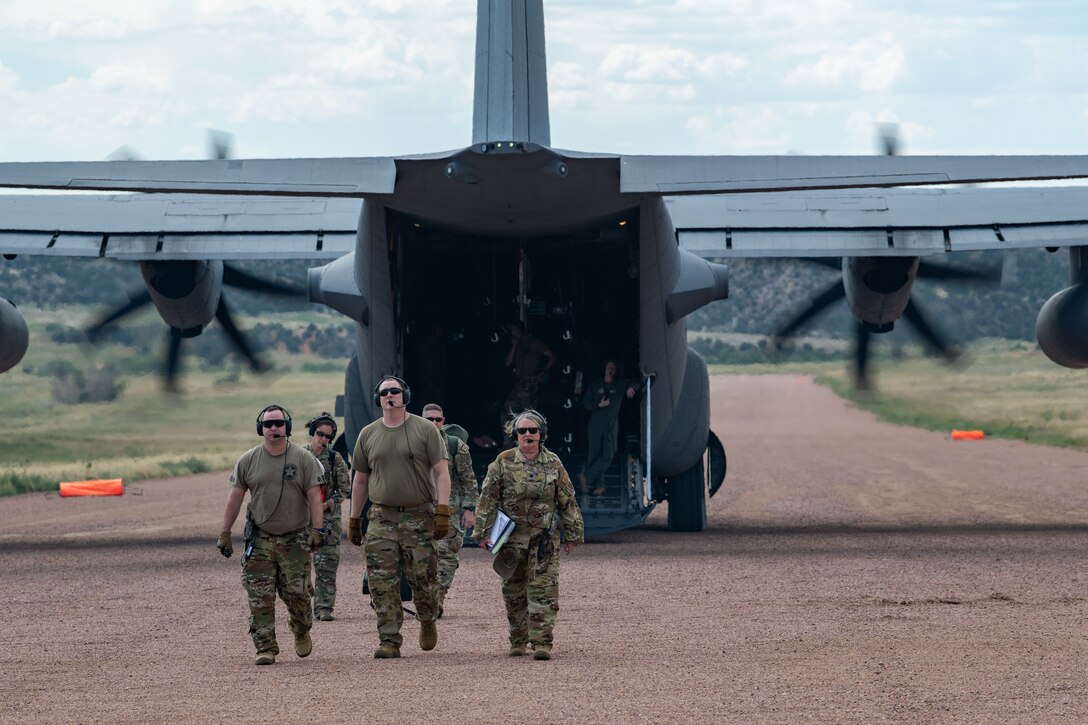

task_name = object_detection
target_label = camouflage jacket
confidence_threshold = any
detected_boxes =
[473,446,584,547]
[445,434,479,512]
[304,443,350,522]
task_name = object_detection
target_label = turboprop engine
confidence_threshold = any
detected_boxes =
[0,297,29,373]
[1037,247,1088,368]
[843,256,918,330]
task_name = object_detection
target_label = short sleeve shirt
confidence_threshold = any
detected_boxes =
[352,413,447,507]
[230,443,321,535]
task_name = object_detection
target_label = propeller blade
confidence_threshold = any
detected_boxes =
[877,122,900,156]
[214,297,264,372]
[902,298,959,362]
[107,145,144,162]
[222,263,306,298]
[85,289,153,341]
[164,329,184,391]
[207,129,234,160]
[854,323,872,390]
[917,259,1002,285]
[773,280,846,345]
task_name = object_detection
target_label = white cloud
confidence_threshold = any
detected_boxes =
[785,36,905,92]
[0,61,16,92]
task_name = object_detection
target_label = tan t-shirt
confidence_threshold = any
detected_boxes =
[230,443,321,535]
[352,413,447,507]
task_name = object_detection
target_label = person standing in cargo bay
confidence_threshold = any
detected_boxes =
[500,322,556,438]
[347,376,452,659]
[580,359,637,497]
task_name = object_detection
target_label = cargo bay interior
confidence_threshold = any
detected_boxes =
[394,213,643,506]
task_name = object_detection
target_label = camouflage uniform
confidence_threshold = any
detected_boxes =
[242,529,313,655]
[231,442,321,657]
[305,443,350,617]
[474,446,584,653]
[365,506,438,648]
[582,376,632,492]
[437,436,478,601]
[353,413,447,650]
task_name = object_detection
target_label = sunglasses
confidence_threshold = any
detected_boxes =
[314,431,334,439]
[378,387,403,397]
[425,416,444,423]
[261,420,286,429]
[515,427,540,435]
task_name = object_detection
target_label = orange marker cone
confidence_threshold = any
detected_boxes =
[950,430,985,441]
[59,479,124,497]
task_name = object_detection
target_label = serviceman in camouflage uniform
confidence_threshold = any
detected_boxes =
[217,404,325,666]
[421,403,478,615]
[303,412,351,621]
[347,376,452,659]
[474,410,585,661]
[500,322,556,439]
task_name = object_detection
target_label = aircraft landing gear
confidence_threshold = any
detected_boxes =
[666,458,707,532]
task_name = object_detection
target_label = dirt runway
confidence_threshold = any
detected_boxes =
[2,375,1087,723]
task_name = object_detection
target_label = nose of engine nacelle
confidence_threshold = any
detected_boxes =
[1036,283,1088,368]
[0,297,29,373]
[308,253,368,324]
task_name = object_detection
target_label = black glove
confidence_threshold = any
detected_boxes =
[348,517,363,547]
[216,531,233,558]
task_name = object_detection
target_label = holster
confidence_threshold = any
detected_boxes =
[242,509,256,562]
[534,514,561,575]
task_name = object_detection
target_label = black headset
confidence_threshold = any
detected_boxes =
[256,404,293,436]
[516,409,548,441]
[372,376,411,407]
[307,412,337,438]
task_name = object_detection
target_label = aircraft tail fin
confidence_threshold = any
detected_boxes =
[472,0,551,147]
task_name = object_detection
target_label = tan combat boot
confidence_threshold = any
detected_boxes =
[509,643,527,657]
[374,643,401,659]
[294,632,312,658]
[420,620,438,651]
[532,645,552,660]
[255,651,276,666]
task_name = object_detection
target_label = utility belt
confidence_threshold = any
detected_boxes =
[373,502,434,514]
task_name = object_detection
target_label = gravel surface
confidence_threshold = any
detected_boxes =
[2,375,1087,723]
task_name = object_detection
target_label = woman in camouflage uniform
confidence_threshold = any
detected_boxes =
[474,410,584,660]
[303,413,351,621]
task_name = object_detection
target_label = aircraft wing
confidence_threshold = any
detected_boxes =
[0,157,395,196]
[0,194,361,260]
[669,186,1088,258]
[623,155,1088,194]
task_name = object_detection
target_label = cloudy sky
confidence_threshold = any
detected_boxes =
[1,0,1087,162]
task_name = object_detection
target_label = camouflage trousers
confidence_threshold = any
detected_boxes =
[312,516,342,614]
[241,528,313,655]
[501,377,538,437]
[436,515,466,593]
[500,535,560,650]
[365,506,439,648]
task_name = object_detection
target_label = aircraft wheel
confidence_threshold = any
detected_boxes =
[666,458,707,532]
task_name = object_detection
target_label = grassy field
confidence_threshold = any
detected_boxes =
[710,338,1088,449]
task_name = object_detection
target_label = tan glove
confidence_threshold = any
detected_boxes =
[216,531,233,558]
[348,517,363,547]
[433,504,452,540]
[307,528,325,552]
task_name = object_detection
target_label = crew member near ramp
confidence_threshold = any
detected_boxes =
[474,410,584,660]
[217,404,324,666]
[304,412,351,621]
[347,376,452,659]
[421,403,478,615]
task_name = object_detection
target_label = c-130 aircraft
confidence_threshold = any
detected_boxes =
[5,1,1088,537]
